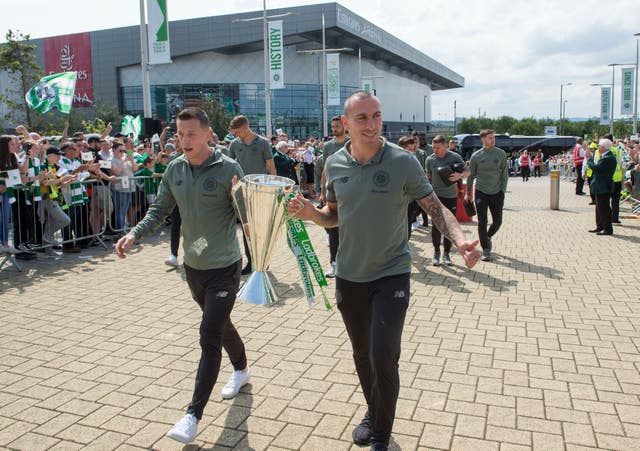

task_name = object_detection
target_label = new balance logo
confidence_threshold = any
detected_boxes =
[393,291,406,299]
[217,291,229,298]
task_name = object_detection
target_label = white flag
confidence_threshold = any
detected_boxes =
[327,53,340,106]
[621,67,634,116]
[147,0,171,65]
[268,20,284,89]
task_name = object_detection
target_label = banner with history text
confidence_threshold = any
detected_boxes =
[600,86,611,125]
[147,0,171,65]
[269,20,284,89]
[327,53,340,105]
[621,67,634,116]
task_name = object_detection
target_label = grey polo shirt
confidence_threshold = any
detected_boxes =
[322,138,348,162]
[467,146,509,195]
[325,139,433,283]
[425,151,465,199]
[414,148,427,171]
[229,134,273,175]
[130,150,244,270]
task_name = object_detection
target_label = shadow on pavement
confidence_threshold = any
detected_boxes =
[491,253,564,279]
[197,389,255,451]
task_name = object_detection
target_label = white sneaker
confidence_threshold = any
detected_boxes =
[325,262,336,278]
[221,369,251,399]
[411,220,420,231]
[166,413,198,443]
[164,254,179,267]
[44,247,61,257]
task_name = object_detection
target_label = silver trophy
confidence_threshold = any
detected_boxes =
[232,174,296,305]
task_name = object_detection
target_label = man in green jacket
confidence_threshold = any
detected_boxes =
[116,108,251,444]
[586,138,617,235]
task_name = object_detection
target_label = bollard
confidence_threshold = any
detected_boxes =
[550,170,560,210]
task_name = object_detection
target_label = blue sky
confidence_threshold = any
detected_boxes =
[1,0,638,120]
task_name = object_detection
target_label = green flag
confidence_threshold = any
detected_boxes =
[121,115,143,144]
[25,71,77,114]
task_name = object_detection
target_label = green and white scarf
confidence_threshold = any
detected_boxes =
[24,158,42,205]
[284,192,331,310]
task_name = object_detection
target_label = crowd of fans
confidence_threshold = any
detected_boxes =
[0,122,180,260]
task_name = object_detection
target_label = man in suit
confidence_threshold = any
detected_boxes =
[586,139,617,236]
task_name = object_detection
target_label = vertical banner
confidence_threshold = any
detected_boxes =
[269,20,284,89]
[327,53,340,106]
[362,79,373,93]
[147,0,171,65]
[44,32,93,107]
[621,67,634,116]
[600,87,611,125]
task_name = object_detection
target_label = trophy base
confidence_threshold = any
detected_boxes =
[237,271,278,305]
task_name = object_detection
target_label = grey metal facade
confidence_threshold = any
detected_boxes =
[1,2,463,137]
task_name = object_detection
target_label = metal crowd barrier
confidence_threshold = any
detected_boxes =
[1,175,159,272]
[630,171,640,215]
[109,175,159,233]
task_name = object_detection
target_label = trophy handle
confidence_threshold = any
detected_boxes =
[231,179,251,246]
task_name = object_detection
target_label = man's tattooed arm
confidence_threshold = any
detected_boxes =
[416,193,466,247]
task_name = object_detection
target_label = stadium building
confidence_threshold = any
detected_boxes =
[0,2,464,138]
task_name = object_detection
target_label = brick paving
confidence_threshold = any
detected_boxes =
[1,176,640,450]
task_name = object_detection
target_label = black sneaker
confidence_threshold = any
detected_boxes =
[352,410,373,446]
[15,252,37,260]
[370,443,388,451]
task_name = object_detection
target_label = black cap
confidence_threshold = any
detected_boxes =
[87,136,101,144]
[46,146,62,156]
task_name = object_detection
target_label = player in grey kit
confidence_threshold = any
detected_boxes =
[288,91,481,451]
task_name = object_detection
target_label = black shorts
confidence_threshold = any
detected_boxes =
[303,163,314,182]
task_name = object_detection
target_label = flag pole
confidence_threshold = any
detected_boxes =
[139,0,153,137]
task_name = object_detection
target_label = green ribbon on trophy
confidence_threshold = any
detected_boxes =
[284,194,331,310]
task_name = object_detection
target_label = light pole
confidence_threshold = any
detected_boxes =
[563,100,568,134]
[139,0,152,130]
[232,4,294,137]
[559,82,571,136]
[423,95,428,134]
[453,100,457,135]
[634,33,640,135]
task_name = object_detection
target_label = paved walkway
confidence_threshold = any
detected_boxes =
[2,176,640,450]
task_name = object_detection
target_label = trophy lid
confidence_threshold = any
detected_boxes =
[243,174,296,187]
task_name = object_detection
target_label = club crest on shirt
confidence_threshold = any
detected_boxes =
[339,176,349,184]
[373,170,390,187]
[203,177,218,192]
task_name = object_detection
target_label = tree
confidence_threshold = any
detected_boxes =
[201,97,232,138]
[613,120,632,139]
[0,30,41,129]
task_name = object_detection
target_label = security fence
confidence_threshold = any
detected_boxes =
[1,175,158,272]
